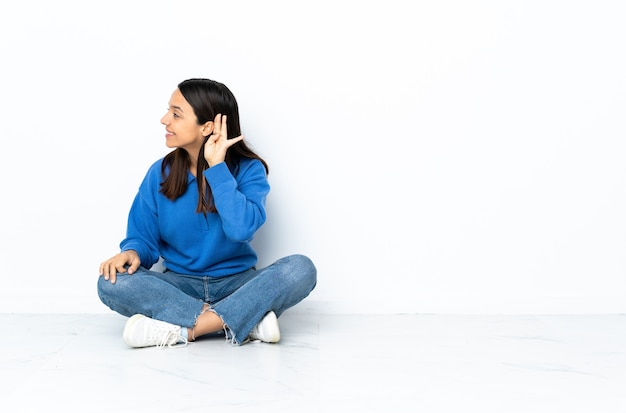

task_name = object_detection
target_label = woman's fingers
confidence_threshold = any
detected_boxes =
[212,114,228,140]
[204,114,242,166]
[221,114,228,138]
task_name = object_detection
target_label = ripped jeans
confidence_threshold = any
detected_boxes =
[97,254,317,345]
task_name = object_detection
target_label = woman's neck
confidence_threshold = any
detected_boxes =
[184,148,201,176]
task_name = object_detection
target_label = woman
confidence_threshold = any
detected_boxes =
[98,78,317,348]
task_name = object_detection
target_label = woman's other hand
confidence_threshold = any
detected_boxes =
[99,250,141,283]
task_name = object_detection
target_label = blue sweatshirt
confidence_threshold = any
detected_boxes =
[120,157,270,277]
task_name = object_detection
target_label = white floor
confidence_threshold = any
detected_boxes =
[1,312,625,412]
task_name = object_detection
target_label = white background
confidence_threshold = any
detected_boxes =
[0,0,624,314]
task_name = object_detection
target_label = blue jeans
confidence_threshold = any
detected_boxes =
[97,254,317,345]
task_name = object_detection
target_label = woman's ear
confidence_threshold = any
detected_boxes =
[201,121,214,137]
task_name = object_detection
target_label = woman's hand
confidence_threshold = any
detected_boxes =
[99,250,141,284]
[204,113,244,167]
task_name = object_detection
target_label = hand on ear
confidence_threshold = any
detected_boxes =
[203,114,244,167]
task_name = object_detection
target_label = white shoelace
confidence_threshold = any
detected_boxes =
[151,326,188,349]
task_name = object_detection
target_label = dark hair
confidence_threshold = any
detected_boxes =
[159,78,269,214]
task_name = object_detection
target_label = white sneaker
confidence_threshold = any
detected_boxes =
[248,311,280,343]
[123,314,187,348]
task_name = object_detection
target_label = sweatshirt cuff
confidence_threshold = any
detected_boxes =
[204,162,235,195]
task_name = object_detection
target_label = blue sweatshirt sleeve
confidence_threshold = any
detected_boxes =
[119,161,162,269]
[204,159,270,242]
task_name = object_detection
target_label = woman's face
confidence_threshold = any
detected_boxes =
[160,88,209,154]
